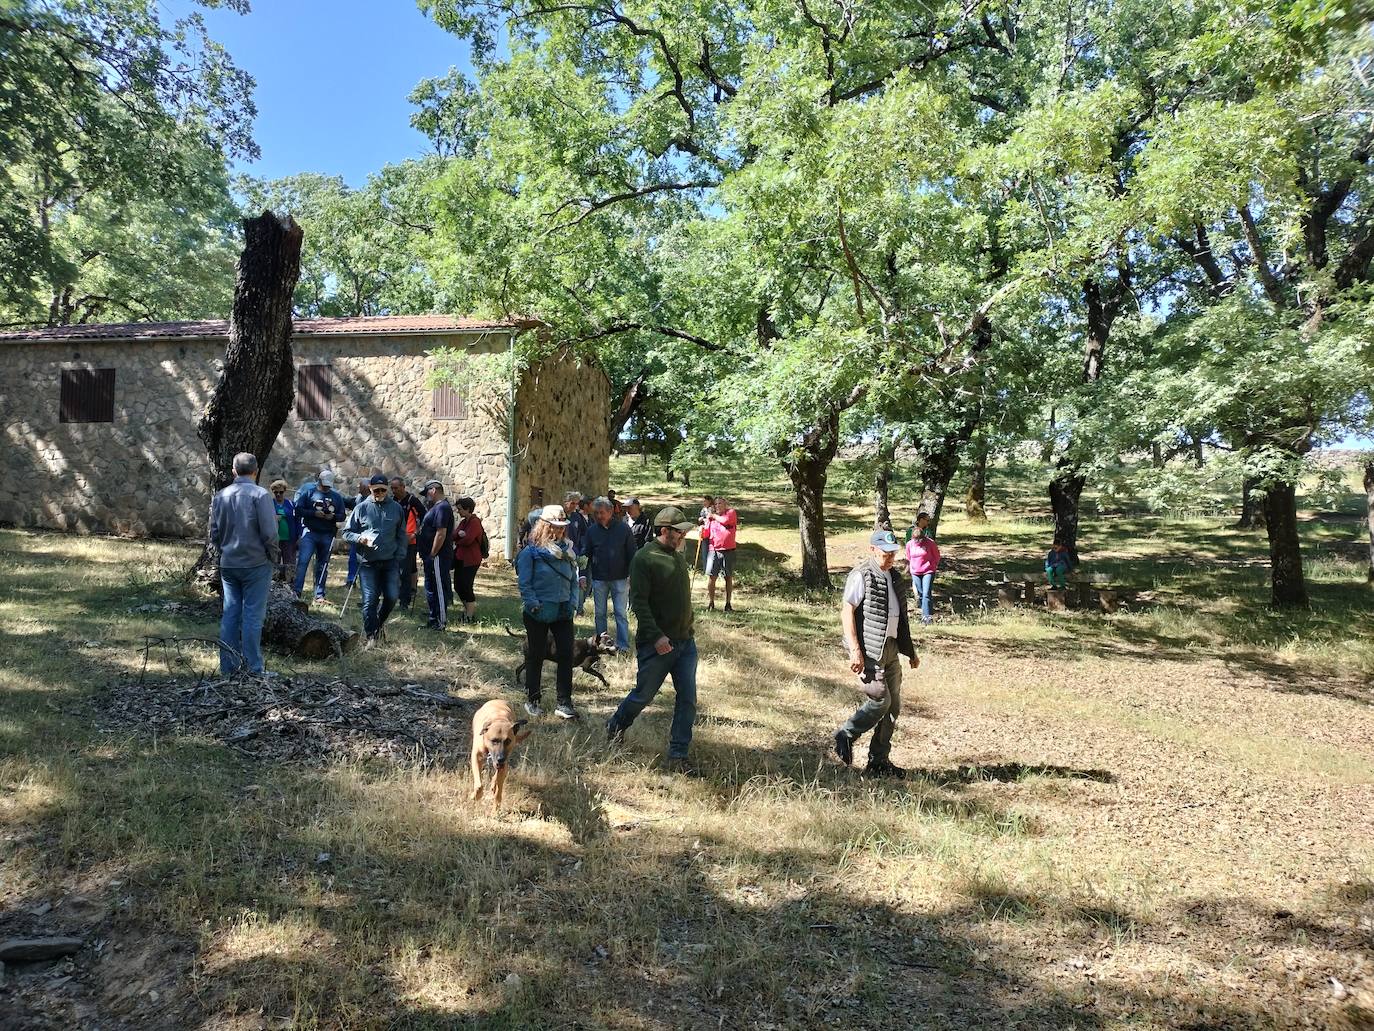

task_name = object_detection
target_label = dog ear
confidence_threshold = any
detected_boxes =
[478,720,493,737]
[512,719,533,742]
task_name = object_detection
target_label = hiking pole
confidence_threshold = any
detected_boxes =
[340,578,355,618]
[690,532,702,585]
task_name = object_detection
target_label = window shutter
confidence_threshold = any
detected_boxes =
[59,368,115,423]
[432,383,468,420]
[297,365,332,421]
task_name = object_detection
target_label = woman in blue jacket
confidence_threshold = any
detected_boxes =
[516,504,586,721]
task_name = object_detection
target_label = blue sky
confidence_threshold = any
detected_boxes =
[166,0,473,186]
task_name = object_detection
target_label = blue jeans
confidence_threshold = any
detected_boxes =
[423,551,453,627]
[592,578,631,651]
[220,563,272,674]
[912,572,934,622]
[610,638,698,758]
[293,530,334,598]
[358,559,400,638]
[346,541,359,585]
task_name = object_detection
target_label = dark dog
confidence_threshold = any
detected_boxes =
[505,625,616,686]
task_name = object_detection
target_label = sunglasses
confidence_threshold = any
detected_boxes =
[370,486,389,494]
[272,489,284,494]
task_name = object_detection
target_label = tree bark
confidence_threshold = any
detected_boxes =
[786,447,834,589]
[873,433,896,530]
[1237,475,1267,530]
[1151,441,1163,469]
[193,212,304,579]
[1260,480,1308,608]
[1050,465,1087,555]
[1364,460,1374,584]
[263,583,359,658]
[965,434,988,521]
[918,445,959,538]
[608,368,648,449]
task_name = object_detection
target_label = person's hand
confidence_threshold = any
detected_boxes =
[654,635,672,655]
[909,654,921,670]
[578,575,587,586]
[457,529,466,538]
[848,647,864,674]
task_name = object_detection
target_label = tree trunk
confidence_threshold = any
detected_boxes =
[192,212,304,579]
[1050,465,1087,554]
[608,368,649,449]
[965,434,988,521]
[264,583,359,658]
[1192,435,1204,467]
[786,449,833,589]
[917,438,960,537]
[1364,460,1374,584]
[680,467,691,488]
[1237,475,1267,530]
[873,433,896,530]
[1260,479,1308,608]
[1151,441,1163,468]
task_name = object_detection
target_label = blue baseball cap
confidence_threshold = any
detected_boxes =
[869,529,901,552]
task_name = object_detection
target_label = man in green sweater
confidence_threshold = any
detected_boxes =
[606,505,698,771]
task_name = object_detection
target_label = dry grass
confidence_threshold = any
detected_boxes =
[1,459,1372,1029]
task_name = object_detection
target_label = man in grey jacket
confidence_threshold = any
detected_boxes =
[210,452,279,675]
[343,474,407,648]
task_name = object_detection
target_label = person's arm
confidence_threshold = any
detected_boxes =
[723,509,737,530]
[333,492,346,526]
[841,602,863,673]
[342,504,364,545]
[429,512,449,558]
[208,492,222,549]
[515,548,540,610]
[393,504,406,551]
[629,552,666,648]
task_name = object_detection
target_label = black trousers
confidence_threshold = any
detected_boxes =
[398,544,419,609]
[455,562,479,604]
[522,611,574,707]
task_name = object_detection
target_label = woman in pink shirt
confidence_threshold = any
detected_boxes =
[904,512,941,624]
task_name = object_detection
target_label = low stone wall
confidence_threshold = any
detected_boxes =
[0,331,522,545]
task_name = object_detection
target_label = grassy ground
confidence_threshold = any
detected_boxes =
[1,457,1371,1029]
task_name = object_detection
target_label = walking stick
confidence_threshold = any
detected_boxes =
[340,578,355,618]
[690,531,703,584]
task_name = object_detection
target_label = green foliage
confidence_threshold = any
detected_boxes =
[0,0,255,324]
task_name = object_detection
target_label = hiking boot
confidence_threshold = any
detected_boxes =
[606,719,625,745]
[865,758,906,780]
[664,756,697,776]
[555,703,579,721]
[833,730,853,766]
[524,701,544,718]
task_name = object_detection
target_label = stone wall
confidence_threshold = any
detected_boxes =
[513,346,611,524]
[0,331,541,553]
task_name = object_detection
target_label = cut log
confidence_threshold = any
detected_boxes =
[1098,589,1119,614]
[262,583,357,659]
[0,937,83,963]
[1046,589,1068,612]
[1023,578,1037,604]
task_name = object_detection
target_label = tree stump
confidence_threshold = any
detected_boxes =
[1046,589,1068,612]
[1098,589,1119,614]
[1023,578,1037,604]
[262,583,357,659]
[1076,582,1093,609]
[997,586,1017,609]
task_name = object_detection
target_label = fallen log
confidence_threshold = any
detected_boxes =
[0,937,83,963]
[262,583,358,659]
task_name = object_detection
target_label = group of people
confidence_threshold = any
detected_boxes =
[270,468,487,641]
[210,451,950,778]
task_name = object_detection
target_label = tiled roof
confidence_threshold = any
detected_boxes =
[0,315,540,344]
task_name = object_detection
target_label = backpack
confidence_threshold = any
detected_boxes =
[478,525,490,560]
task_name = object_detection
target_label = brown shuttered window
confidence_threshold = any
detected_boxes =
[59,368,115,423]
[297,364,332,421]
[432,383,468,420]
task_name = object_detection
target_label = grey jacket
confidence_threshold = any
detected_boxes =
[343,497,407,564]
[210,477,278,569]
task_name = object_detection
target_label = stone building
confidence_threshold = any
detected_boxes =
[0,315,610,558]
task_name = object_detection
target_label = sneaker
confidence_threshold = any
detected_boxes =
[833,730,853,766]
[606,719,625,745]
[313,594,326,604]
[865,758,906,780]
[525,701,544,718]
[555,704,579,721]
[363,636,377,652]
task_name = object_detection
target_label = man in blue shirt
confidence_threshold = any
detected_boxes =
[292,469,347,602]
[210,453,278,675]
[343,475,408,647]
[584,495,638,652]
[418,479,456,630]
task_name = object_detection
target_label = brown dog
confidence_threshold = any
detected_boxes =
[470,699,533,808]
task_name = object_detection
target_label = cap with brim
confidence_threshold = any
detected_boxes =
[653,505,696,531]
[318,471,335,486]
[624,496,641,507]
[869,529,901,552]
[369,474,388,487]
[422,479,443,492]
[539,504,570,526]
